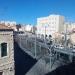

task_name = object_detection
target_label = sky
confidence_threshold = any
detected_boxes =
[0,0,75,25]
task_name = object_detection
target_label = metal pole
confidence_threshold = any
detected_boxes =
[34,35,37,58]
[20,36,21,47]
[0,44,1,58]
[44,26,46,41]
[64,23,67,50]
[56,52,57,60]
[45,26,46,40]
[26,38,27,48]
[69,55,73,62]
[40,45,41,53]
[49,47,52,71]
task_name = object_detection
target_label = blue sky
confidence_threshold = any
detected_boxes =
[0,0,75,25]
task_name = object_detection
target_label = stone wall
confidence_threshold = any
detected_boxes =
[0,31,15,75]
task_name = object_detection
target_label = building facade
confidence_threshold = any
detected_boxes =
[36,14,64,38]
[64,22,75,33]
[20,24,36,33]
[0,24,37,75]
[0,24,14,75]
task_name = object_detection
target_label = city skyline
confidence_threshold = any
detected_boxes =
[0,0,75,25]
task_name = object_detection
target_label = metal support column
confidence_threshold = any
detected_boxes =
[69,55,73,62]
[34,35,37,58]
[64,23,67,50]
[49,47,52,71]
[20,37,21,47]
[56,52,58,60]
[40,45,41,53]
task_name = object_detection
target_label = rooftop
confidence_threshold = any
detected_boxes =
[0,24,13,31]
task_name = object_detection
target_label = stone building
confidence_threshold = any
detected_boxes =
[0,24,14,75]
[0,21,17,31]
[0,24,37,75]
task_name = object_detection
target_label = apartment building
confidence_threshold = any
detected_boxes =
[36,14,64,38]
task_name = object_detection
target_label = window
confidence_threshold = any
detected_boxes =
[55,18,56,20]
[0,72,3,75]
[49,35,52,38]
[45,35,47,37]
[1,43,7,57]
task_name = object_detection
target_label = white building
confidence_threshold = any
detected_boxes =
[20,24,36,33]
[19,24,32,32]
[25,24,33,31]
[64,22,75,33]
[36,14,65,38]
[63,22,75,45]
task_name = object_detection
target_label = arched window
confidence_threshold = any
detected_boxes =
[1,43,7,57]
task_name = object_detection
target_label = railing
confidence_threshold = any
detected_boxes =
[14,33,75,73]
